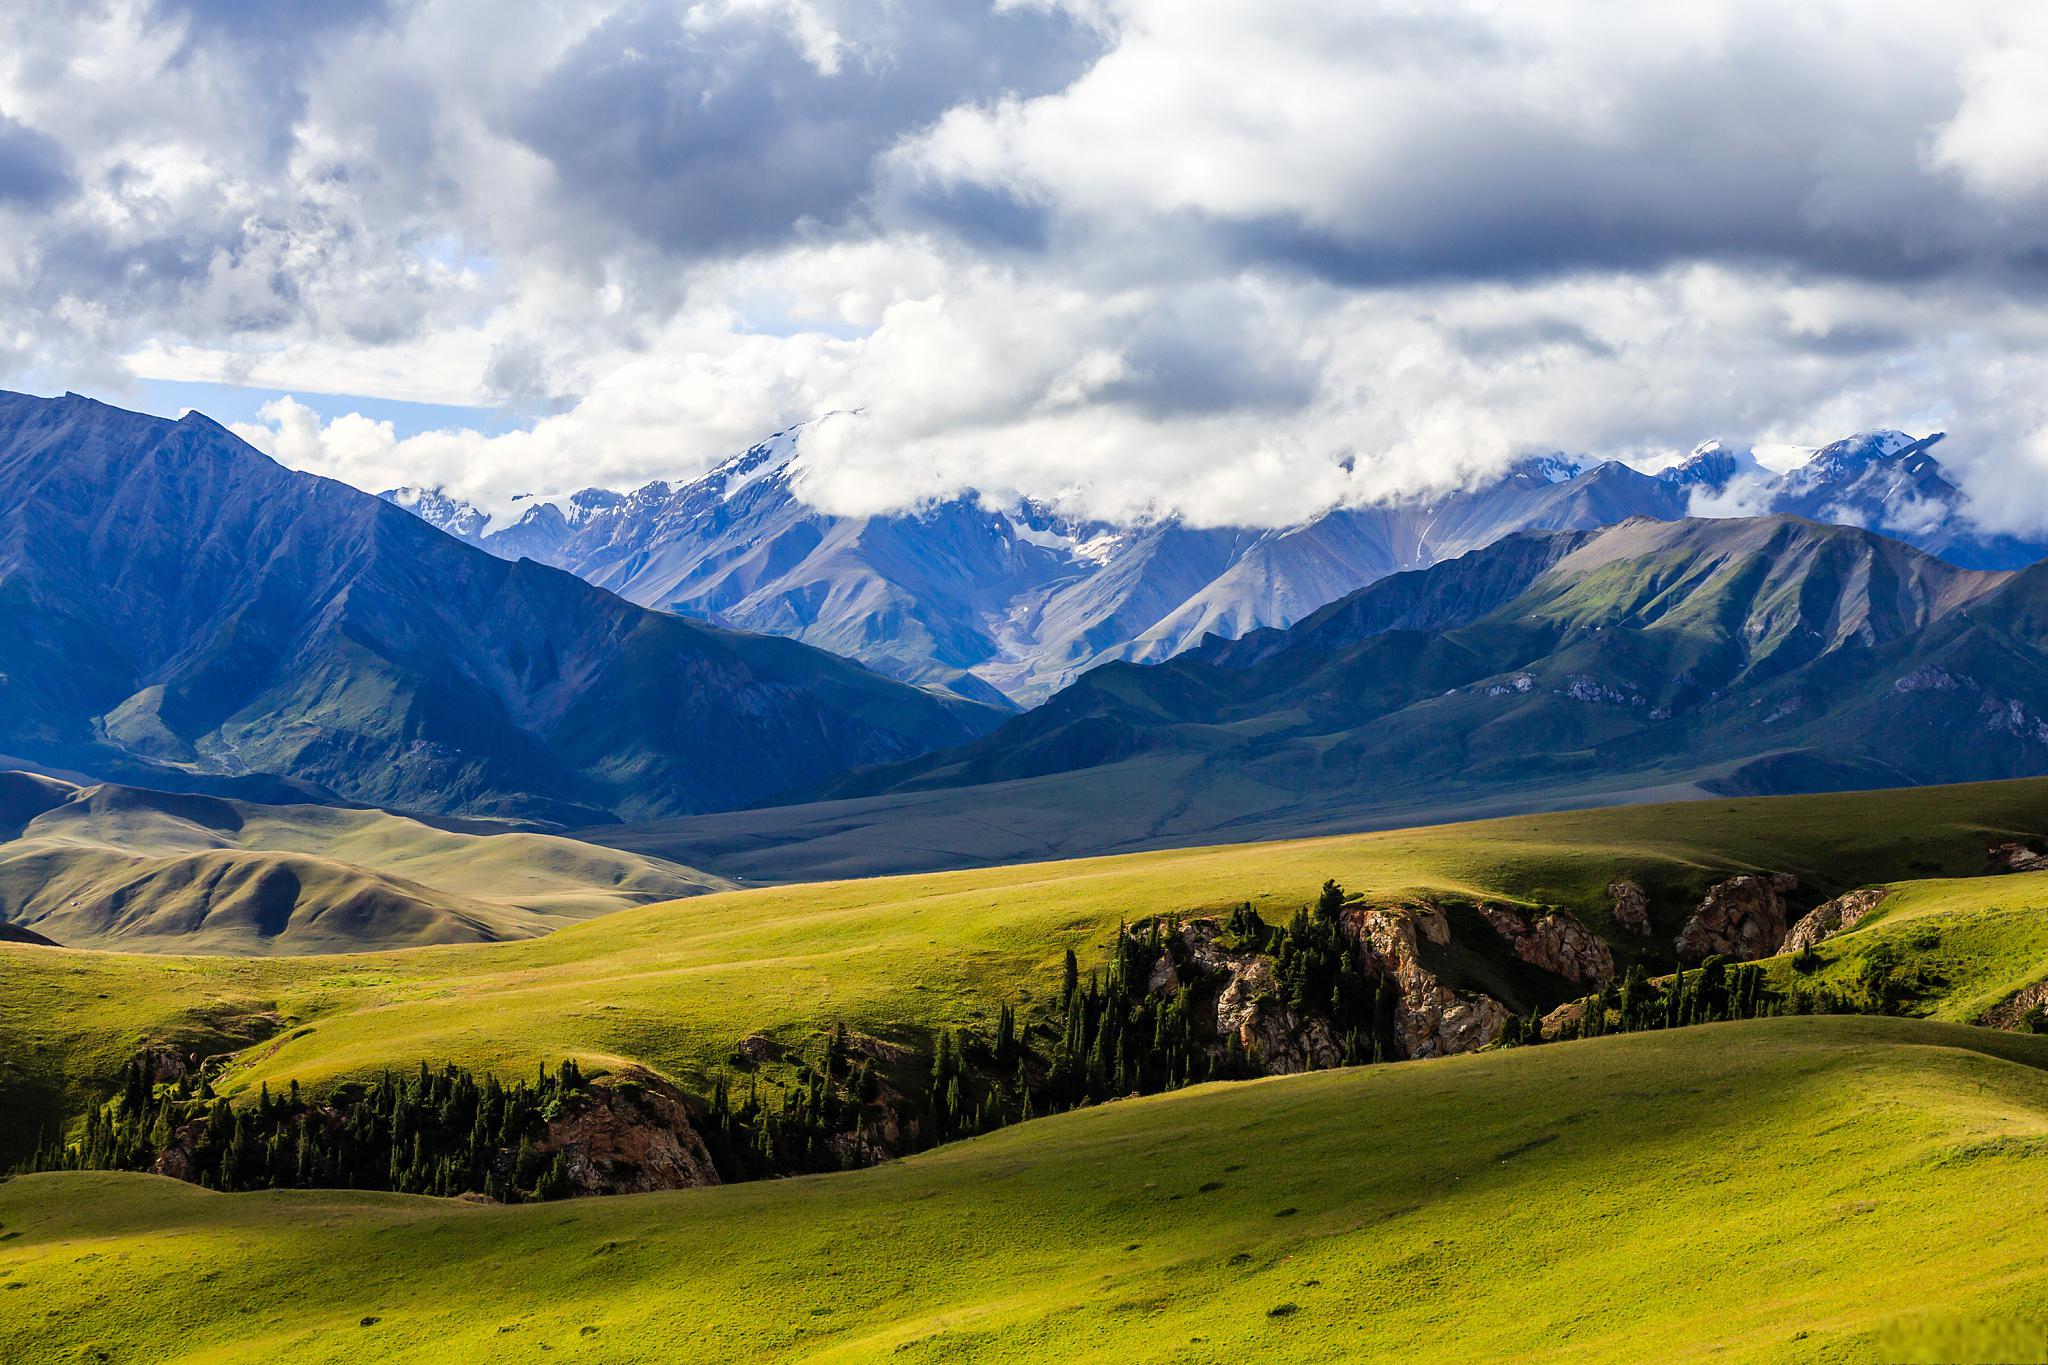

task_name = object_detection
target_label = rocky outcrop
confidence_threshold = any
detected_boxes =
[1609,879,1651,937]
[1992,843,2048,874]
[1782,888,1887,954]
[1164,919,1343,1073]
[1981,982,2048,1031]
[536,1071,720,1195]
[1478,904,1614,984]
[1344,906,1508,1058]
[1539,998,1589,1040]
[1674,873,1797,962]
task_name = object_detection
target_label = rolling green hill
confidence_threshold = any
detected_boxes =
[5,1018,2048,1362]
[5,778,2047,1166]
[0,773,728,954]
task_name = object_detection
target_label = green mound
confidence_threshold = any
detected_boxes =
[4,1018,2048,1362]
[0,775,729,954]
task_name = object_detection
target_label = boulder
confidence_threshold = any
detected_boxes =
[1608,879,1651,936]
[1674,873,1796,963]
[1344,906,1507,1058]
[1782,888,1887,954]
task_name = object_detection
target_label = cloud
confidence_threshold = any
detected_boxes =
[5,0,2048,536]
[505,0,1100,259]
[0,114,74,207]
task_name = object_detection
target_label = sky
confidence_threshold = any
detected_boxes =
[4,1,2048,530]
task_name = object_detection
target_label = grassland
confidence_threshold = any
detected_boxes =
[6,1018,2048,1362]
[1762,867,2048,1025]
[4,778,2047,1165]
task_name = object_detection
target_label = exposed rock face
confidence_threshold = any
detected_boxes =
[1992,843,2048,873]
[1782,888,1888,954]
[1981,981,2048,1031]
[1172,919,1343,1073]
[535,1071,720,1195]
[1478,904,1614,984]
[1609,879,1651,937]
[1538,999,1589,1041]
[1344,906,1508,1058]
[1674,873,1797,962]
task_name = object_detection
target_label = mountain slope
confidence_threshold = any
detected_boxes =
[590,516,2046,880]
[0,773,728,953]
[389,426,2045,706]
[0,391,1002,824]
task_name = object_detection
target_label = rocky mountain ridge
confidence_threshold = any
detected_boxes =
[386,426,2046,705]
[0,390,1001,826]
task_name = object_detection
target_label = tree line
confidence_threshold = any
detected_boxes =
[25,879,1407,1198]
[19,1058,585,1201]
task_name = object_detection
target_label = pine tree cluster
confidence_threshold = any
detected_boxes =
[21,1059,585,1202]
[1524,954,1879,1045]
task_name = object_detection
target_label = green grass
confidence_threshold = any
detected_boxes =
[6,1018,2048,1362]
[0,776,727,954]
[1763,868,2048,1024]
[5,778,2048,1163]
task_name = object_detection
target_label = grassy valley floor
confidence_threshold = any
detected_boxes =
[6,1018,2048,1362]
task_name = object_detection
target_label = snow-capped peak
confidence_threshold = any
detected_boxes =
[709,425,805,502]
[1659,441,1768,489]
[379,485,491,540]
[1507,454,1584,484]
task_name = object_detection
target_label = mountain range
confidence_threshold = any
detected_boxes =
[387,427,2045,707]
[0,391,1001,826]
[591,514,2048,881]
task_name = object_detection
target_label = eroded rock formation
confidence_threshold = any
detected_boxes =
[1609,879,1651,936]
[1478,904,1614,984]
[1674,873,1797,962]
[1981,981,2048,1031]
[1992,843,2048,874]
[536,1070,721,1195]
[1145,919,1345,1073]
[1344,906,1508,1058]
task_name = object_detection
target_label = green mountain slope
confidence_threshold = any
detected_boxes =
[614,515,2044,881]
[0,773,728,954]
[6,1018,2048,1362]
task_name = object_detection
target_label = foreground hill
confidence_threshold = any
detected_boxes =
[0,391,1000,825]
[387,425,2044,706]
[7,1018,2048,1362]
[0,771,726,954]
[615,514,2047,881]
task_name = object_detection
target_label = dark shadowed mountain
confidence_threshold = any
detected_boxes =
[588,516,2048,881]
[0,391,1003,825]
[389,427,2044,707]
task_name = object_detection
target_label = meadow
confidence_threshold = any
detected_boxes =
[6,1018,2048,1362]
[6,777,2048,1164]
